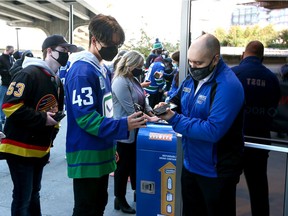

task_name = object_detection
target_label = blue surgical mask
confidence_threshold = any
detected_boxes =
[173,63,178,69]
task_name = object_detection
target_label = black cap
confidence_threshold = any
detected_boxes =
[164,57,172,63]
[42,34,77,52]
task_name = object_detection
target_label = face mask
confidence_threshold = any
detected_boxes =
[99,45,118,61]
[52,50,69,66]
[132,68,143,77]
[172,63,178,68]
[189,56,216,81]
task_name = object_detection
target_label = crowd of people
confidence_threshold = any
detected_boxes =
[0,13,287,216]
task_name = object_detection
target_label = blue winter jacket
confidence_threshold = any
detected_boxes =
[168,58,245,178]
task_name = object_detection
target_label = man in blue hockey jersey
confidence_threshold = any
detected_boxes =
[64,14,147,216]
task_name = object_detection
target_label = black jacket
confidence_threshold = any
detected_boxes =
[9,50,33,77]
[232,56,281,140]
[0,58,64,159]
[0,53,13,86]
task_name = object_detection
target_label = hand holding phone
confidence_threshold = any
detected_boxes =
[134,103,144,117]
[154,71,163,79]
[141,80,151,88]
[53,112,66,122]
[153,103,177,116]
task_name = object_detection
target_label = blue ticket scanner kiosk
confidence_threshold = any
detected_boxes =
[136,122,178,216]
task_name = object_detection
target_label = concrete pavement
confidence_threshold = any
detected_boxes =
[0,118,135,216]
[0,117,287,215]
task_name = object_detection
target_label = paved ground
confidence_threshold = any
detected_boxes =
[0,119,135,216]
[0,117,287,215]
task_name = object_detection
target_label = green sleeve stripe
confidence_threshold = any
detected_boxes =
[146,86,158,91]
[76,112,105,136]
[156,79,164,85]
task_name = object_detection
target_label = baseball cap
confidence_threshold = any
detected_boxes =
[42,34,77,52]
[163,57,172,63]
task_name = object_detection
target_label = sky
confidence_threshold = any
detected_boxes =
[85,0,183,44]
[0,0,248,51]
[0,21,46,50]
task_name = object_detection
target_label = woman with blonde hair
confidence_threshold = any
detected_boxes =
[112,50,158,214]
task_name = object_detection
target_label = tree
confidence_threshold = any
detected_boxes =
[214,24,285,48]
[214,28,228,46]
[268,29,288,48]
[123,28,180,59]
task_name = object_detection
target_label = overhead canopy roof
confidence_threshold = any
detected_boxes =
[0,0,96,24]
[1,1,288,26]
[1,0,287,49]
[0,0,98,47]
[240,0,288,10]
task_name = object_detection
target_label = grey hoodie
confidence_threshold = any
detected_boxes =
[22,57,56,76]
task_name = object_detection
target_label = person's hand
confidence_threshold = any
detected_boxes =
[153,102,175,121]
[154,101,167,109]
[141,80,151,88]
[127,111,147,131]
[143,113,160,122]
[46,112,58,126]
[154,71,163,79]
[158,109,175,121]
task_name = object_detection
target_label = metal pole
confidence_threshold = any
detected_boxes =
[179,0,191,84]
[175,1,191,215]
[244,142,288,216]
[15,28,20,50]
[284,155,288,216]
[69,4,74,44]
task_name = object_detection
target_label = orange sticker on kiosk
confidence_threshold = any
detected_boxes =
[149,133,173,141]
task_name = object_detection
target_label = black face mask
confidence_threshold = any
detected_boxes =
[189,56,216,81]
[99,45,118,61]
[132,68,143,77]
[52,50,69,66]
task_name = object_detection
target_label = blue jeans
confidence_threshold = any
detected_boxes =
[6,155,49,216]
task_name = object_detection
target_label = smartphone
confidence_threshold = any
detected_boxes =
[53,112,66,122]
[153,103,177,116]
[134,103,143,112]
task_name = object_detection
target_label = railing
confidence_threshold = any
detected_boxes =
[244,136,288,216]
[176,134,288,216]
